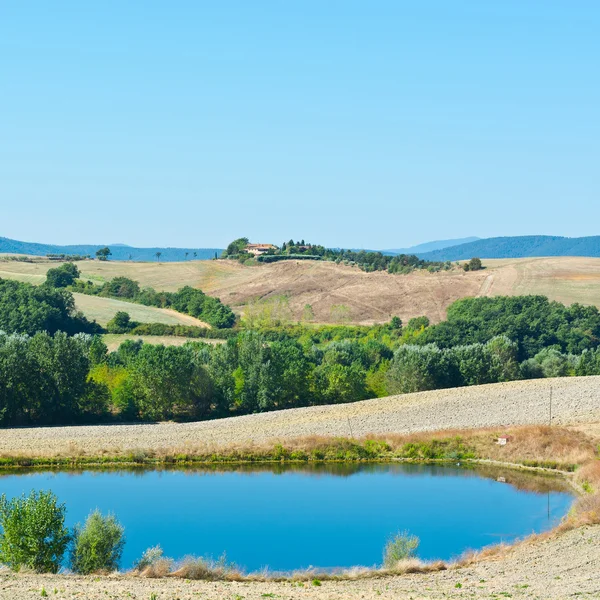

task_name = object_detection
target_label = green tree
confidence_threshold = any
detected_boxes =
[70,510,125,574]
[106,311,135,334]
[155,252,162,262]
[224,237,249,257]
[96,247,112,261]
[468,257,483,271]
[0,491,70,573]
[45,262,80,288]
[101,277,140,298]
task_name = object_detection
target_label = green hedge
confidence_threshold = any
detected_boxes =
[257,254,322,263]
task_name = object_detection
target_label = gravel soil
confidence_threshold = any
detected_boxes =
[2,376,600,457]
[1,525,599,599]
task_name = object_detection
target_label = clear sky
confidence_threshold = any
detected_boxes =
[1,1,599,249]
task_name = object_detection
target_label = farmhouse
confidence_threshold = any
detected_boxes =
[245,243,278,256]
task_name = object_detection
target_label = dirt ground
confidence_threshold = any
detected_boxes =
[2,255,600,325]
[2,376,599,458]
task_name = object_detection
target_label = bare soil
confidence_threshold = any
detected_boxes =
[2,376,599,458]
[3,255,600,325]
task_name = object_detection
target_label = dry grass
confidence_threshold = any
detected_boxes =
[2,255,600,325]
[72,293,209,327]
[102,334,224,351]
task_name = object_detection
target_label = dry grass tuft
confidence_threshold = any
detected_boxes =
[168,556,243,581]
[138,558,172,579]
[576,460,600,491]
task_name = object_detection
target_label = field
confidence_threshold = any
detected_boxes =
[2,375,598,457]
[72,293,210,327]
[2,255,600,325]
[102,333,224,351]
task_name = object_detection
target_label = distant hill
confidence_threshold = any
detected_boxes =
[418,235,600,261]
[382,237,480,256]
[0,237,223,262]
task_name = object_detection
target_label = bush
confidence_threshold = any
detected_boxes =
[106,311,137,334]
[383,531,420,568]
[45,262,80,288]
[70,510,125,574]
[0,491,70,573]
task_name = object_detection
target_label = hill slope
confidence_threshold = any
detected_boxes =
[419,235,600,261]
[2,256,600,325]
[383,236,479,255]
[0,236,223,262]
[2,376,598,455]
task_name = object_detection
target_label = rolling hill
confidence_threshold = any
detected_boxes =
[0,236,223,262]
[419,235,600,261]
[2,254,600,326]
[383,236,480,255]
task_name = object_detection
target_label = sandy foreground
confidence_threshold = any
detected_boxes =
[0,525,599,599]
[2,376,600,457]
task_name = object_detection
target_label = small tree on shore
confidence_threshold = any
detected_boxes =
[0,491,70,573]
[70,510,125,574]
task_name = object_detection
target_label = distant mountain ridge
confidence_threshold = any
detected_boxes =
[418,235,600,261]
[383,237,480,256]
[0,237,223,262]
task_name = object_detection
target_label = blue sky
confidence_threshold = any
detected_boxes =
[1,1,598,249]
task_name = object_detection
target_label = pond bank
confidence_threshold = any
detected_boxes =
[1,376,599,459]
[1,524,599,599]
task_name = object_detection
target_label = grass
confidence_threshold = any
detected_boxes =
[0,426,595,472]
[102,334,225,352]
[3,254,600,326]
[72,293,208,327]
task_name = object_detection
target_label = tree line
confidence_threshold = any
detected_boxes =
[223,237,457,274]
[2,281,600,428]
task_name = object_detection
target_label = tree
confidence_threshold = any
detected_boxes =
[96,247,111,261]
[45,262,80,288]
[185,252,189,260]
[155,252,162,262]
[0,279,99,336]
[224,238,249,257]
[101,276,140,298]
[0,491,70,573]
[193,252,197,259]
[467,257,483,271]
[106,311,135,334]
[70,510,125,574]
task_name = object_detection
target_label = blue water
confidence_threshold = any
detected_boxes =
[0,464,572,571]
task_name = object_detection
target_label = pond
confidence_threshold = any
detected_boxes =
[0,464,573,572]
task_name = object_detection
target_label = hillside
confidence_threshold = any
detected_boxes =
[1,255,600,325]
[419,235,600,261]
[2,376,598,455]
[0,236,222,262]
[383,236,480,255]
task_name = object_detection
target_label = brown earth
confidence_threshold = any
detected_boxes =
[2,376,598,458]
[2,255,600,325]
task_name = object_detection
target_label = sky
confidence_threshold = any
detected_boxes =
[1,1,599,250]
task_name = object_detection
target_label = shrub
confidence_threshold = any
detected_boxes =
[0,490,70,573]
[70,510,125,574]
[134,545,173,577]
[383,531,420,568]
[45,262,80,288]
[106,311,137,334]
